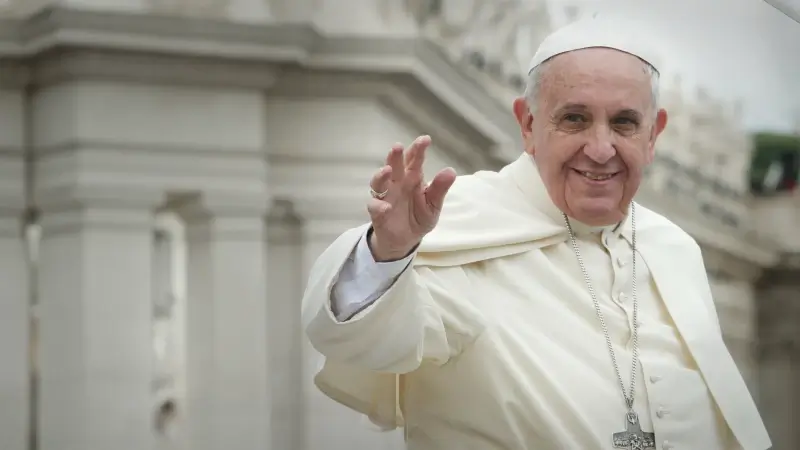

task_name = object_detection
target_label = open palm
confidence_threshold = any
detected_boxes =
[367,136,457,261]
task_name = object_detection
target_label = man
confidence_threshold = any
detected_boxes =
[302,15,771,450]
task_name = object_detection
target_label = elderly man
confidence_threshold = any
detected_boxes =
[302,15,770,450]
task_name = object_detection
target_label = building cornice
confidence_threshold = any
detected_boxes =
[0,6,520,164]
[0,6,783,273]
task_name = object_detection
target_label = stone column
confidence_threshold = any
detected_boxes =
[0,213,29,450]
[178,194,269,450]
[756,264,800,450]
[266,199,305,450]
[0,81,30,450]
[36,196,159,450]
[0,85,29,450]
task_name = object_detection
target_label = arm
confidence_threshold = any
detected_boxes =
[302,224,486,374]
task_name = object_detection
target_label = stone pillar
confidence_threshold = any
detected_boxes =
[0,213,29,450]
[178,194,269,450]
[266,199,304,450]
[0,85,29,450]
[36,197,158,450]
[756,264,800,450]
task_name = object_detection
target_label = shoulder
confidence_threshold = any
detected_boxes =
[441,168,529,214]
[448,168,512,196]
[417,167,562,261]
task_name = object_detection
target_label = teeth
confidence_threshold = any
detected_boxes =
[580,171,613,181]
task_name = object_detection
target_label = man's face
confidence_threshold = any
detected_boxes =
[513,47,668,226]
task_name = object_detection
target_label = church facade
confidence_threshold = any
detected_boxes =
[0,1,797,449]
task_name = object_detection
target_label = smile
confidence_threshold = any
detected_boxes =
[573,169,618,181]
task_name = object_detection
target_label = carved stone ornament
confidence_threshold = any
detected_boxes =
[394,0,548,88]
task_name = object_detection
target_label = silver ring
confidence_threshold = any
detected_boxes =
[370,187,389,200]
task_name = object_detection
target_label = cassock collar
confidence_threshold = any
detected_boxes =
[504,153,633,242]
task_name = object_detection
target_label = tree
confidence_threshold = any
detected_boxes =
[749,131,800,195]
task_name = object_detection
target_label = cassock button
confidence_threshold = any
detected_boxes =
[663,440,674,449]
[650,375,662,383]
[657,407,670,418]
[616,256,626,267]
[618,293,627,302]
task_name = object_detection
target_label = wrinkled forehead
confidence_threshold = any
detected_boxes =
[546,47,654,82]
[540,48,655,111]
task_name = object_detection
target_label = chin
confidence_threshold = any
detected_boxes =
[569,199,625,225]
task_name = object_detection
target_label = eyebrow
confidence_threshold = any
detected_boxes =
[552,103,644,119]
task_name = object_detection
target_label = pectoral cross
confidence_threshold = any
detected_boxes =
[612,411,656,450]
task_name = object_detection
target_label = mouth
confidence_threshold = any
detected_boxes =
[572,169,619,182]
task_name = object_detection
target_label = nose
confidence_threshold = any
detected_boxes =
[582,125,616,164]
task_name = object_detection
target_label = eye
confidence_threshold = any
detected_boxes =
[563,113,587,123]
[612,117,639,126]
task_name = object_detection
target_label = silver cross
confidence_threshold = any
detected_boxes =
[612,412,656,450]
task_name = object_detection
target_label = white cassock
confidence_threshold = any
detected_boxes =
[302,153,771,450]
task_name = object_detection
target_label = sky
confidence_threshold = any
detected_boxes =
[579,0,800,133]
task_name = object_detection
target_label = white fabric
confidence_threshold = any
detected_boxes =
[331,223,733,449]
[331,230,413,321]
[527,14,662,73]
[303,154,769,450]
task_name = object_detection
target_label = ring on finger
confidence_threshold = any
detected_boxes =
[370,187,389,200]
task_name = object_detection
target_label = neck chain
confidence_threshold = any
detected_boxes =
[563,204,656,449]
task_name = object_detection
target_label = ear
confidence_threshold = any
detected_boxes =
[647,108,668,162]
[513,97,534,134]
[513,97,536,154]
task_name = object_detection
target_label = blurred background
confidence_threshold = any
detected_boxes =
[0,0,797,449]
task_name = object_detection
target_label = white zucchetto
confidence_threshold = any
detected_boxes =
[527,14,661,74]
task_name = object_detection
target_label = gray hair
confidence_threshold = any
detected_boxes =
[524,56,661,115]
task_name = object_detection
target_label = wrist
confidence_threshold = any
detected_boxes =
[368,228,418,262]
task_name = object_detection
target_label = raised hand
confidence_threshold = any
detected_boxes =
[367,136,457,262]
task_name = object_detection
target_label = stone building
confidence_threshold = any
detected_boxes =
[0,1,796,449]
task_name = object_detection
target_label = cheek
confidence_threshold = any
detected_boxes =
[617,145,650,171]
[541,139,579,167]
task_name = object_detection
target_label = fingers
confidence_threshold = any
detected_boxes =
[369,164,392,196]
[424,167,457,211]
[404,135,431,173]
[386,143,405,183]
[371,136,432,201]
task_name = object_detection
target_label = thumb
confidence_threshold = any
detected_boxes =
[424,167,457,211]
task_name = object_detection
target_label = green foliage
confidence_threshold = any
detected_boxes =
[749,131,800,193]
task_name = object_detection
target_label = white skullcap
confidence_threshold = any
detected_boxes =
[527,14,661,74]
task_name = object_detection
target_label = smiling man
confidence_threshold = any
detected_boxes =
[302,15,771,450]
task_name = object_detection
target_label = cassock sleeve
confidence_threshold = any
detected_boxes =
[301,224,487,428]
